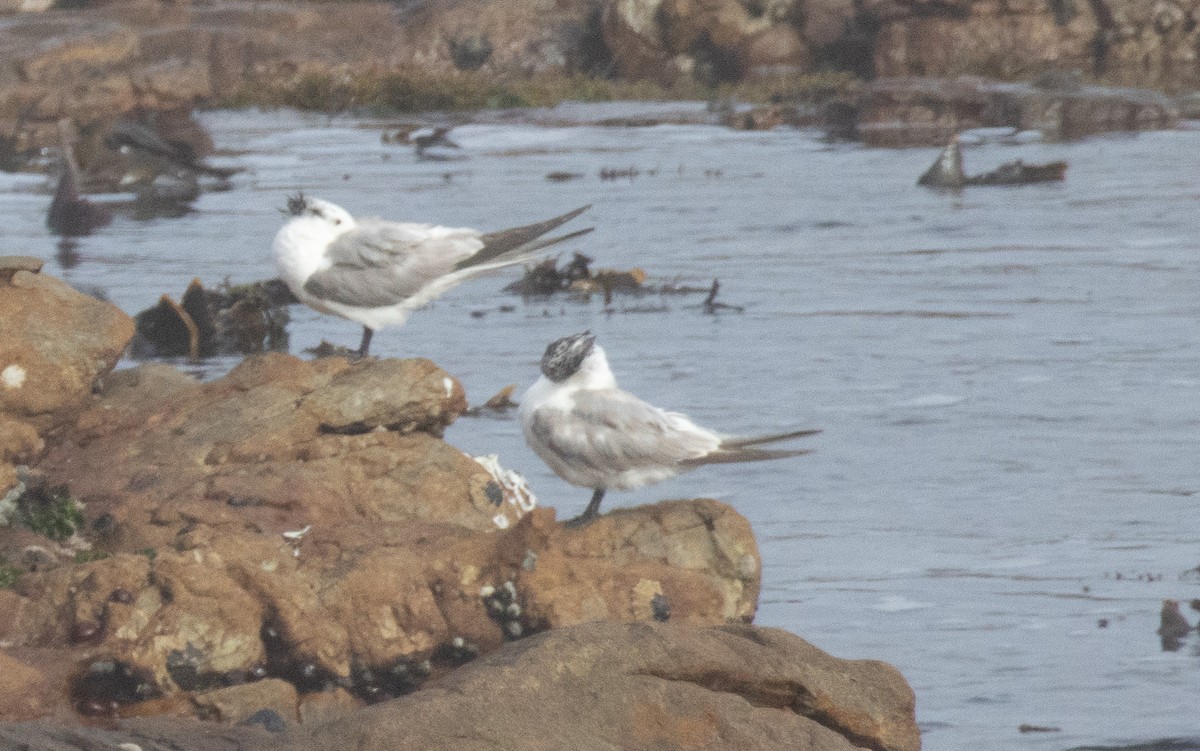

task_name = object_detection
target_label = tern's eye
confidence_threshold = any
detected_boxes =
[333,218,341,225]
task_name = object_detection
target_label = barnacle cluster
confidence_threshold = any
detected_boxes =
[480,580,525,640]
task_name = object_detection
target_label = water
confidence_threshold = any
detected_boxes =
[5,107,1200,750]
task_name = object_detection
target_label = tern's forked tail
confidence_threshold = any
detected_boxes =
[720,428,822,448]
[682,427,821,466]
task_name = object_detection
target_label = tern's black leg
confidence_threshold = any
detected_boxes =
[564,488,606,527]
[357,327,374,358]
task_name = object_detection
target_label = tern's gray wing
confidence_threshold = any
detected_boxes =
[304,220,482,308]
[530,389,718,475]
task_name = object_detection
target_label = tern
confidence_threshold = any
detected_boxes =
[273,196,592,356]
[519,332,820,525]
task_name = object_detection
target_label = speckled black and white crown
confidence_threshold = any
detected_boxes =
[540,331,595,382]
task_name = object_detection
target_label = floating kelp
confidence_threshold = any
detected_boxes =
[504,254,742,314]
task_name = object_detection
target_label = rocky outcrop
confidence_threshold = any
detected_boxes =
[859,76,1178,146]
[395,0,603,76]
[601,0,1200,91]
[0,622,919,751]
[868,0,1200,92]
[0,343,762,720]
[0,255,133,501]
[273,621,920,751]
[1,0,1192,158]
[0,0,604,156]
[603,0,809,83]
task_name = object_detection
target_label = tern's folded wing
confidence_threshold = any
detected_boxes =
[304,221,484,308]
[530,390,720,474]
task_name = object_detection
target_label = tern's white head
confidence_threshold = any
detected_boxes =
[539,331,615,389]
[283,194,356,232]
[274,194,357,287]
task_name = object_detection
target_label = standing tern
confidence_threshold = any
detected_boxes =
[273,196,592,356]
[520,331,820,525]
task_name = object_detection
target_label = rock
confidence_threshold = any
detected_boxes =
[296,688,361,726]
[859,76,1177,147]
[803,0,857,50]
[399,0,601,76]
[0,717,271,750]
[0,623,919,749]
[605,0,804,83]
[0,651,56,720]
[192,679,298,726]
[270,621,920,751]
[602,0,680,84]
[515,500,760,627]
[736,24,810,76]
[0,415,43,465]
[862,1,1200,92]
[0,348,763,720]
[0,258,134,433]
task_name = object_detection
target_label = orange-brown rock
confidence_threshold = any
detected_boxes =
[2,348,762,720]
[272,621,920,751]
[0,651,58,721]
[191,679,299,725]
[0,257,133,434]
[0,622,918,750]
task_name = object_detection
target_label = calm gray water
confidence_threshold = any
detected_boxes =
[4,106,1200,750]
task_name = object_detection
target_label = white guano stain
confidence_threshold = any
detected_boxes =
[1,364,26,389]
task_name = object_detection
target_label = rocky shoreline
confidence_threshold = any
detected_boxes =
[0,256,919,749]
[1,0,1195,161]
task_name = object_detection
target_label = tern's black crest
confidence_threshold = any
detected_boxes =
[286,193,308,217]
[540,331,595,382]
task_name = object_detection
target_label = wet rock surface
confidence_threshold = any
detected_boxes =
[859,76,1178,147]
